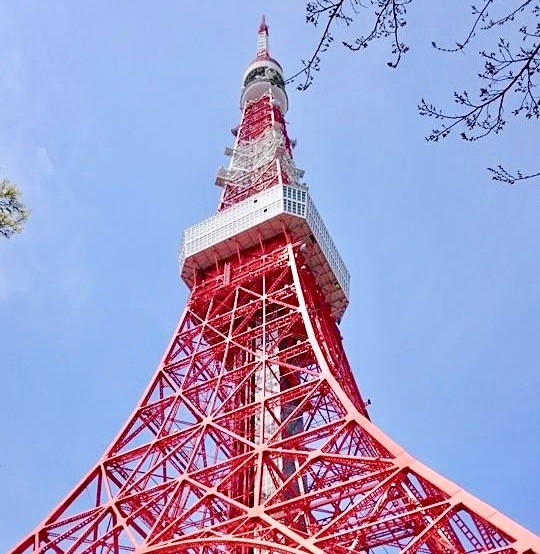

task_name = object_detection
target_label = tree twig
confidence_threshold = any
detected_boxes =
[286,1,348,90]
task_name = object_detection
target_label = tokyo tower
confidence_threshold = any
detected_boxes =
[11,17,539,554]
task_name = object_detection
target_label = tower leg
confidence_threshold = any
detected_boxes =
[10,237,540,554]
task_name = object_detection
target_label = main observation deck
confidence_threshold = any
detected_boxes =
[180,183,350,319]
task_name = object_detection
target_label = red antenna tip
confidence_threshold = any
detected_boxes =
[259,15,268,33]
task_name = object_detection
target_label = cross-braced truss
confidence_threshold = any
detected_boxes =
[217,95,301,211]
[11,238,539,554]
[10,19,539,553]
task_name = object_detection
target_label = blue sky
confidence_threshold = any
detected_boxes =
[0,1,538,548]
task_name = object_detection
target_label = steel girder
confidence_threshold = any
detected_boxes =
[11,237,540,554]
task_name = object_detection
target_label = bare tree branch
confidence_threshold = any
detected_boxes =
[293,0,539,184]
[343,0,411,68]
[419,1,539,183]
[484,0,535,29]
[286,1,349,90]
[487,165,540,185]
[287,0,411,90]
[419,41,540,141]
[432,0,494,52]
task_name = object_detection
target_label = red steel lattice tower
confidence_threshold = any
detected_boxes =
[11,17,539,554]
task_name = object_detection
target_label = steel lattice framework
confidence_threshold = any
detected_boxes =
[10,16,539,554]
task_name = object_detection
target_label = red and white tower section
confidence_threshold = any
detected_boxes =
[10,17,540,554]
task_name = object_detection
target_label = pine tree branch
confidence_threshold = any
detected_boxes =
[0,178,30,238]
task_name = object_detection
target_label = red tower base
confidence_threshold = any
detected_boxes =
[11,235,540,554]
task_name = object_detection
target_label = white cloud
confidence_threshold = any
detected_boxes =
[36,147,54,174]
